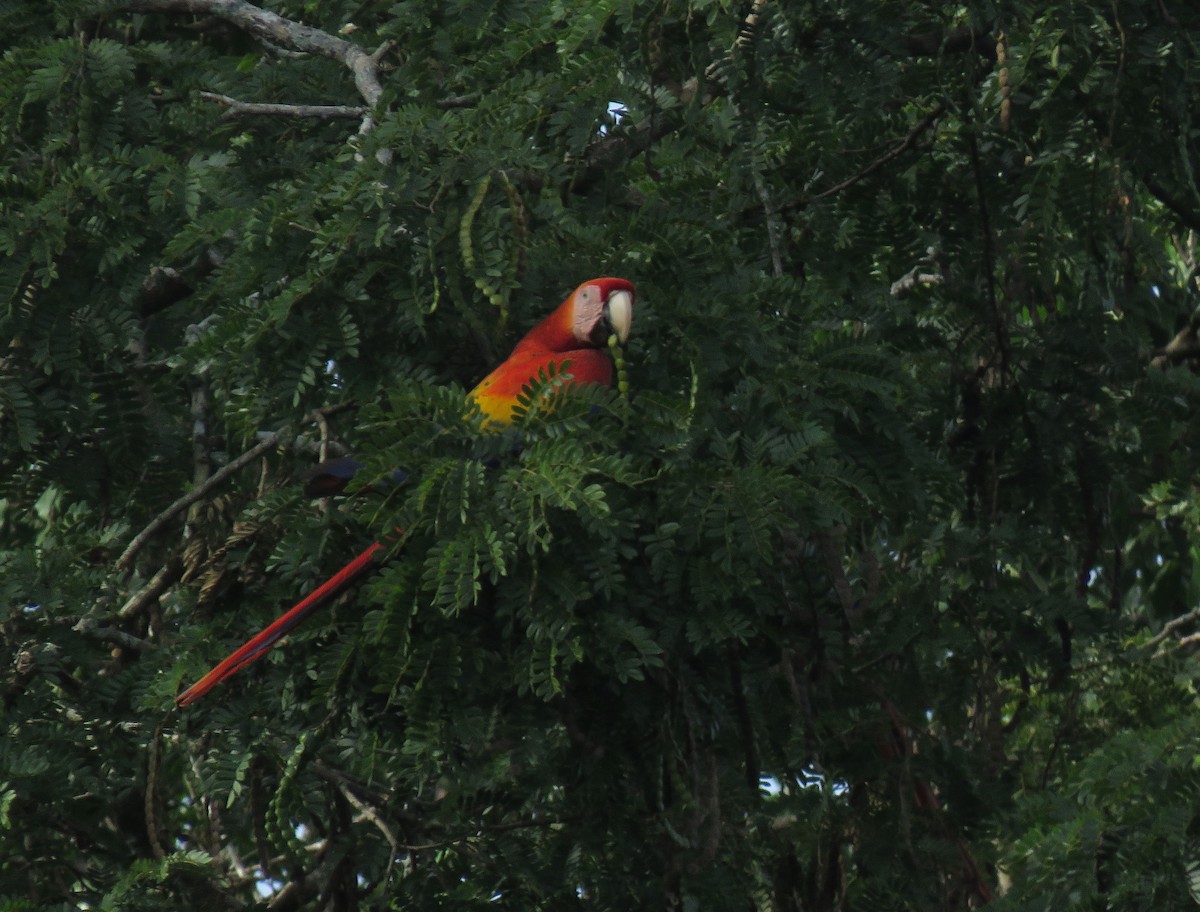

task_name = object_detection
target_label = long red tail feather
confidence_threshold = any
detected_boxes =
[176,541,386,707]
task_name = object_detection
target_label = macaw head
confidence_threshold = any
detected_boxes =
[570,277,635,347]
[517,277,635,356]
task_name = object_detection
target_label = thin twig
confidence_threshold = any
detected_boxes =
[753,167,784,277]
[335,781,399,884]
[118,398,359,574]
[810,103,946,201]
[399,816,573,852]
[819,527,861,629]
[116,430,287,573]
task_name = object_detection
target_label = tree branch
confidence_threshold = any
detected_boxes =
[1150,303,1200,368]
[199,91,366,120]
[438,92,481,109]
[126,0,390,159]
[1146,605,1200,651]
[72,618,155,653]
[126,0,385,105]
[809,103,946,202]
[115,429,287,573]
[965,100,1009,375]
[118,558,182,620]
[1142,175,1200,233]
[336,780,399,885]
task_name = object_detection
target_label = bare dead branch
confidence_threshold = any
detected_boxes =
[199,91,366,120]
[1146,606,1200,651]
[127,0,390,158]
[118,558,183,620]
[1151,305,1200,367]
[72,618,155,653]
[127,0,385,105]
[438,92,481,109]
[890,270,944,297]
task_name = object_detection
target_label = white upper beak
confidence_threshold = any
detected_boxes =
[605,289,633,344]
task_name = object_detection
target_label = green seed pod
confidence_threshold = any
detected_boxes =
[608,334,630,401]
[459,173,492,273]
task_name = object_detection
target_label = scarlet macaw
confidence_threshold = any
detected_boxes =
[175,277,635,706]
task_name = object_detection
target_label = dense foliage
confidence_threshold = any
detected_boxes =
[3,1,1200,909]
